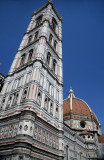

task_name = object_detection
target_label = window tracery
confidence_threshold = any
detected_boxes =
[56,106,59,119]
[51,17,57,33]
[28,35,32,44]
[21,88,28,102]
[27,49,33,62]
[36,15,43,27]
[54,40,57,51]
[12,92,19,106]
[49,34,53,45]
[34,31,39,41]
[53,59,56,72]
[20,53,26,66]
[6,95,12,108]
[47,52,51,66]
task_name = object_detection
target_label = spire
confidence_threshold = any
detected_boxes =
[48,0,53,3]
[68,86,75,98]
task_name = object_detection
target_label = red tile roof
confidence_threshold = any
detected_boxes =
[79,131,90,135]
[98,135,104,143]
[63,98,98,122]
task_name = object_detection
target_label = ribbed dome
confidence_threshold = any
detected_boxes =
[63,98,91,115]
[63,97,98,123]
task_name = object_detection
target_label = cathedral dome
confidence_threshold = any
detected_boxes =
[63,87,99,127]
[63,97,98,123]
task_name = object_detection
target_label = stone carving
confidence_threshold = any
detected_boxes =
[24,125,28,131]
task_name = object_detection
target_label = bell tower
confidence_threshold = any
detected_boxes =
[0,1,64,160]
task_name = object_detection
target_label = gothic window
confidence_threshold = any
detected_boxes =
[28,35,32,44]
[34,31,39,41]
[44,96,52,113]
[37,90,42,106]
[20,53,26,66]
[53,59,56,72]
[49,34,53,45]
[56,106,58,119]
[6,95,12,108]
[27,49,33,62]
[51,17,57,32]
[50,101,53,115]
[36,15,43,27]
[21,88,28,102]
[44,96,48,111]
[12,92,19,106]
[47,52,51,66]
[46,81,54,97]
[40,74,44,86]
[54,40,57,51]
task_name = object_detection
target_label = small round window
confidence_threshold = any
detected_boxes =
[80,121,85,128]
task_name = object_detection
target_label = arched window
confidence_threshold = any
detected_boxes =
[12,92,19,106]
[37,91,41,106]
[7,95,12,108]
[52,17,57,32]
[20,53,26,66]
[36,15,43,27]
[53,59,56,72]
[49,34,53,45]
[50,102,53,115]
[56,106,58,118]
[44,97,48,110]
[28,35,32,44]
[34,31,39,41]
[28,49,33,62]
[54,40,57,51]
[21,88,28,102]
[47,52,51,66]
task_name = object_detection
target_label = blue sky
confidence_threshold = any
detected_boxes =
[0,0,104,133]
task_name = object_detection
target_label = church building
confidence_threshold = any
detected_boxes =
[0,1,104,160]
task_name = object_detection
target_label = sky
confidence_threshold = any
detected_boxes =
[0,0,104,133]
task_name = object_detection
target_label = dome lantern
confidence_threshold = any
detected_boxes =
[68,86,75,98]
